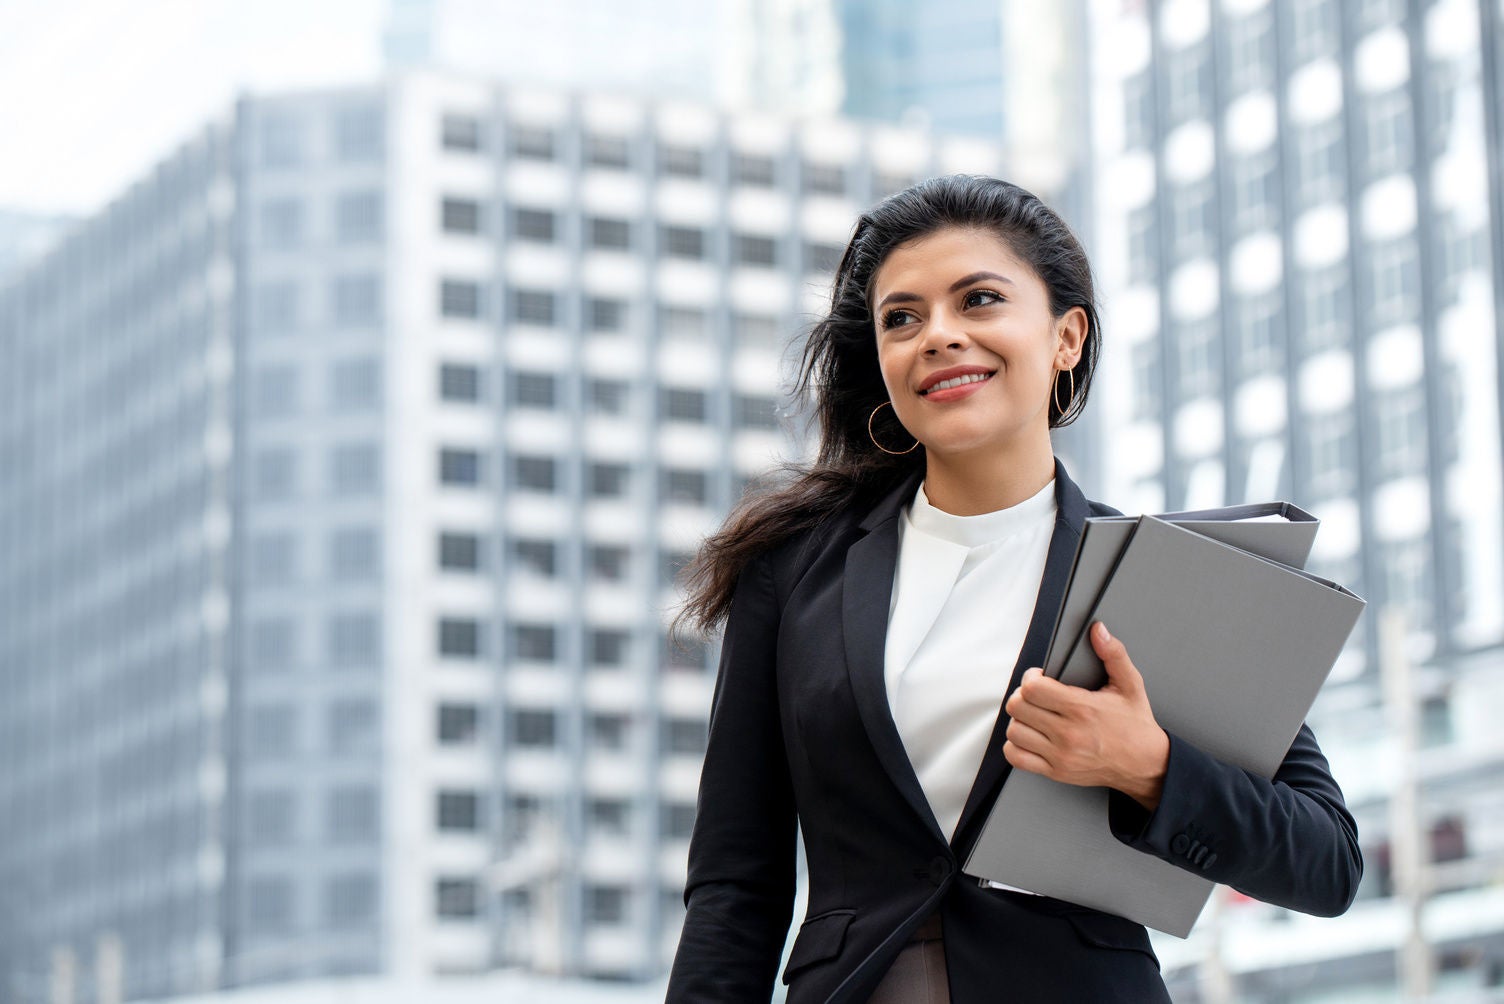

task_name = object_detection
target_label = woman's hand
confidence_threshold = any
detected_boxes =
[1002,621,1170,810]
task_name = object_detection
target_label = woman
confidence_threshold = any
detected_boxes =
[666,175,1361,1003]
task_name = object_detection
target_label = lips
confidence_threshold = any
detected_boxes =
[919,366,996,395]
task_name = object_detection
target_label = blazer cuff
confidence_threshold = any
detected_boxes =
[1108,730,1218,857]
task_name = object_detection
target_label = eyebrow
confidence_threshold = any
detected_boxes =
[874,271,1015,311]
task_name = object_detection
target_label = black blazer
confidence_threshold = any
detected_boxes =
[667,461,1362,1003]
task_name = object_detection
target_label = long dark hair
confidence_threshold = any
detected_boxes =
[678,174,1102,633]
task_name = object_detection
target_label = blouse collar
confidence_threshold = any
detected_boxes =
[908,478,1057,550]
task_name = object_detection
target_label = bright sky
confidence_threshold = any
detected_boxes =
[0,0,385,215]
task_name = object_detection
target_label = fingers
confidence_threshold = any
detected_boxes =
[1003,738,1052,776]
[1004,717,1053,755]
[1006,666,1076,715]
[1089,621,1143,694]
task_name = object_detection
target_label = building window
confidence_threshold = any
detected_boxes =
[587,216,631,250]
[512,207,557,243]
[247,789,296,847]
[436,878,479,920]
[438,704,480,745]
[1365,88,1413,179]
[662,802,695,839]
[801,161,846,196]
[439,363,482,402]
[512,624,557,661]
[253,447,297,500]
[329,700,378,755]
[1295,118,1345,207]
[732,152,777,187]
[328,611,380,667]
[803,241,843,275]
[1231,150,1278,233]
[1123,70,1154,150]
[662,306,707,340]
[438,617,482,658]
[328,525,380,580]
[1369,237,1420,325]
[248,704,297,759]
[330,357,381,411]
[588,462,631,498]
[1165,41,1212,123]
[733,394,779,430]
[587,378,629,415]
[586,133,631,169]
[661,717,706,755]
[330,442,381,494]
[334,106,383,161]
[1127,204,1158,285]
[260,112,303,168]
[588,628,630,666]
[1291,0,1338,63]
[588,799,631,837]
[439,532,481,572]
[588,713,629,750]
[246,877,294,933]
[873,172,915,197]
[732,233,778,268]
[250,616,297,670]
[441,113,482,152]
[662,466,709,505]
[661,225,707,260]
[661,386,708,422]
[733,312,780,347]
[1176,318,1219,399]
[254,280,301,334]
[437,790,481,832]
[333,274,382,326]
[512,455,557,493]
[586,885,629,926]
[1375,384,1426,478]
[251,532,299,584]
[1225,8,1274,95]
[658,143,704,178]
[440,279,482,319]
[663,633,707,671]
[254,364,300,417]
[1300,265,1350,354]
[1171,179,1215,261]
[513,537,558,577]
[327,785,378,843]
[1235,295,1281,375]
[1130,340,1162,422]
[510,370,558,409]
[260,198,304,249]
[660,548,695,585]
[510,709,557,747]
[335,190,383,243]
[586,296,628,332]
[439,448,482,486]
[442,197,482,235]
[1306,410,1355,499]
[1383,536,1433,631]
[588,544,630,582]
[510,125,557,161]
[325,873,377,928]
[511,288,557,325]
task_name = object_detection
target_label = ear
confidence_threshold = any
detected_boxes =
[1054,306,1089,371]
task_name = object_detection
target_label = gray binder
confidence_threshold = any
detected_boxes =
[963,510,1365,937]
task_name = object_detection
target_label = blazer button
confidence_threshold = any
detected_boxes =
[1201,853,1217,870]
[928,857,952,886]
[1171,833,1191,855]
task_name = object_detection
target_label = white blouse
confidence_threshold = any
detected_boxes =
[884,478,1057,840]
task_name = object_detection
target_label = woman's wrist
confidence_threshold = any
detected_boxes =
[1117,727,1171,811]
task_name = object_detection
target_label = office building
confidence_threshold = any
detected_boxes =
[1089,0,1504,997]
[0,72,1001,1001]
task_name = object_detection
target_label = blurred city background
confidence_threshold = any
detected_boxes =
[1,0,1502,1001]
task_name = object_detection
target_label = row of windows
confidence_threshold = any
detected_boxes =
[257,104,384,169]
[242,871,377,932]
[252,275,382,332]
[438,112,881,197]
[433,617,708,668]
[430,789,695,839]
[245,784,379,844]
[258,191,383,248]
[436,448,751,501]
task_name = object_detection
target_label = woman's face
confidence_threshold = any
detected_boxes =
[869,225,1085,462]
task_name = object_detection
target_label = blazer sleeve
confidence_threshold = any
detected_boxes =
[1108,724,1363,917]
[666,553,798,1002]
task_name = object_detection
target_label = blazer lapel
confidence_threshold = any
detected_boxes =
[841,470,948,843]
[950,459,1093,854]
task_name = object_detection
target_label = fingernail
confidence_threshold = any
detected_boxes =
[1096,622,1111,642]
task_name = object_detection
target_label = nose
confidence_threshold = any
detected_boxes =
[918,308,969,355]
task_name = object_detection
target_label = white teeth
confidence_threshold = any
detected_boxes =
[925,372,991,394]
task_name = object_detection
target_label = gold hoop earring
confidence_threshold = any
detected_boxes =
[868,401,919,455]
[1053,367,1075,420]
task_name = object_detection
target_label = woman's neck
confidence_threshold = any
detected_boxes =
[921,438,1056,517]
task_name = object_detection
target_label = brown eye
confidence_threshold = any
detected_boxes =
[881,308,918,330]
[963,289,1003,309]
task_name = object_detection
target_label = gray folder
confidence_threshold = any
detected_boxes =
[963,512,1365,937]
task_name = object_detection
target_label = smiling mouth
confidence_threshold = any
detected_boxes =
[920,371,995,395]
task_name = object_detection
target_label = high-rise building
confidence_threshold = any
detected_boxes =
[0,72,1003,1002]
[1090,0,1504,997]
